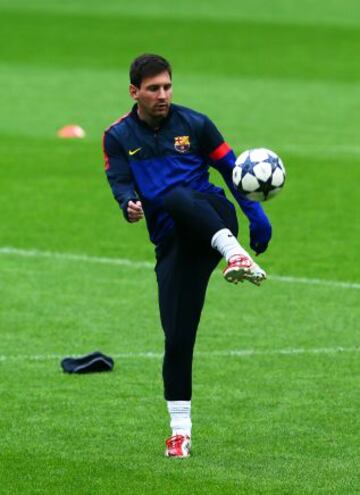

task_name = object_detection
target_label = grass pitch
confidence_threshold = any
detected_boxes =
[0,1,360,493]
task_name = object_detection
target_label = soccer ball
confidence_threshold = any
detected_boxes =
[232,148,286,201]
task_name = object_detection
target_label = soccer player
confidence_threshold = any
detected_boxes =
[103,54,272,458]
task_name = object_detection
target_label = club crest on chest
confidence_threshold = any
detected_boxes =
[174,135,190,153]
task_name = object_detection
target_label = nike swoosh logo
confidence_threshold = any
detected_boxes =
[129,147,142,156]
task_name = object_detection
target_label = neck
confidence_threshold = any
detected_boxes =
[137,107,167,130]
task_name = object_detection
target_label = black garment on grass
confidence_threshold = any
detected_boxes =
[61,352,114,374]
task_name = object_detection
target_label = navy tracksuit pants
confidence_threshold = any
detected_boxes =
[155,187,239,400]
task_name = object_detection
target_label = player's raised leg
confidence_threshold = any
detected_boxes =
[163,186,266,286]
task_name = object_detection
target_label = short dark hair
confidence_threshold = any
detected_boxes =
[130,54,172,88]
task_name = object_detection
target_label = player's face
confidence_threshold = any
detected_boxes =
[130,71,172,122]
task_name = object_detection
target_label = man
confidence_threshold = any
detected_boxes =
[103,54,272,458]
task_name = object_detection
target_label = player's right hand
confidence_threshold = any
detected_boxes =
[127,200,144,223]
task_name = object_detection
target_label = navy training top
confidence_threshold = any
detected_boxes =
[103,103,265,245]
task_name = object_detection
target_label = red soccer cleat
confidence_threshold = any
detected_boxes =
[223,254,266,286]
[165,434,191,458]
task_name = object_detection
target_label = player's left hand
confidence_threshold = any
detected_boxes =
[249,217,272,255]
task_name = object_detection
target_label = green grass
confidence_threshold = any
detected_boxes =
[0,0,360,493]
[1,9,360,83]
[1,257,360,493]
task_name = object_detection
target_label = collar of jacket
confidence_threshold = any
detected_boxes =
[130,103,173,131]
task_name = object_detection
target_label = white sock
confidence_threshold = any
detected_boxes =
[167,401,192,437]
[211,228,249,262]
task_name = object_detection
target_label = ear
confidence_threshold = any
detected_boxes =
[129,84,139,101]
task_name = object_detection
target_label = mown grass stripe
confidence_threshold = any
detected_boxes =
[0,246,359,290]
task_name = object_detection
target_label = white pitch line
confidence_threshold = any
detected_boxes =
[0,346,359,363]
[0,246,359,290]
[268,274,360,290]
[0,246,153,269]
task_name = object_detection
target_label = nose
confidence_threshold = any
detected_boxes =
[158,87,166,99]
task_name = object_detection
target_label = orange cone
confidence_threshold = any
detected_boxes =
[57,125,86,138]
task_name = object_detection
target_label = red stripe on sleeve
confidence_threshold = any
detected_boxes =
[103,112,131,170]
[102,133,110,170]
[209,142,231,161]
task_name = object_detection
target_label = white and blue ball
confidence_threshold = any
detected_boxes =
[232,148,286,201]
